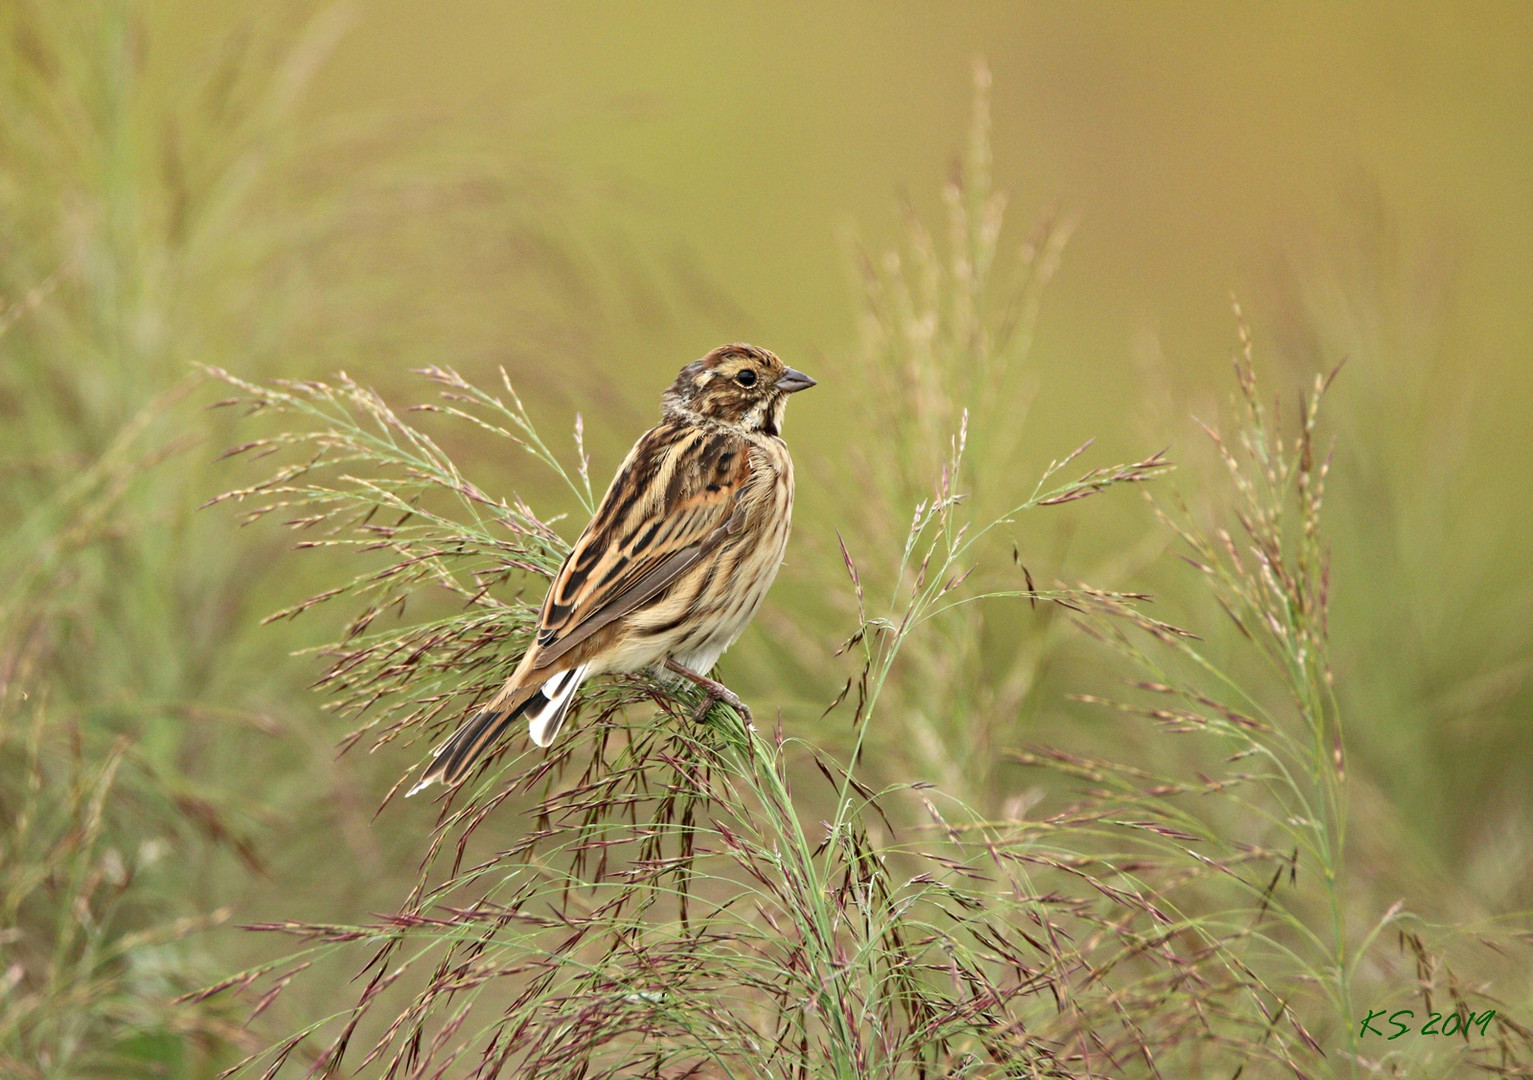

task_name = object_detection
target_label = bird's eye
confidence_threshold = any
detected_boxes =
[735,369,758,388]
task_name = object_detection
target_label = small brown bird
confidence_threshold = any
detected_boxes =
[409,344,815,793]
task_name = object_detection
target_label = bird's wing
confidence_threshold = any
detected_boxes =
[530,423,751,667]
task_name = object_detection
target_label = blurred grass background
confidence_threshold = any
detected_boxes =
[2,1,1530,1075]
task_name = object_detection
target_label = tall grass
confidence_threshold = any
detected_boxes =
[1,2,591,1074]
[0,3,333,1070]
[195,63,1533,1079]
[0,355,254,1076]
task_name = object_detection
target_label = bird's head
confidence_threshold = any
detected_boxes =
[662,343,816,436]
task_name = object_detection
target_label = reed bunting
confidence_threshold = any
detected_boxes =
[410,344,815,793]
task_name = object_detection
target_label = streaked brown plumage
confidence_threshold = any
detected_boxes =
[410,344,814,793]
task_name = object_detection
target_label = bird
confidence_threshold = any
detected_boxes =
[408,343,815,794]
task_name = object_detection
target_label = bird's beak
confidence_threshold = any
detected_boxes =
[774,368,817,393]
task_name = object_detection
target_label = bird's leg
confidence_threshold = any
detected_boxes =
[663,659,754,727]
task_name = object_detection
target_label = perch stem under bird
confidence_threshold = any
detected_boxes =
[408,343,812,795]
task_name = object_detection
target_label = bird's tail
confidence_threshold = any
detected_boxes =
[408,663,590,795]
[524,663,589,748]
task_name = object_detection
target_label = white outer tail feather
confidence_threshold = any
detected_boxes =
[527,663,589,747]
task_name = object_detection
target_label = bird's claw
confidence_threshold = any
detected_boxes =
[690,687,753,726]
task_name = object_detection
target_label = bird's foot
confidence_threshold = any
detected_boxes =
[663,659,755,729]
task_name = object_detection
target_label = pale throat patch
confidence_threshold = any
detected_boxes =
[754,396,787,436]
